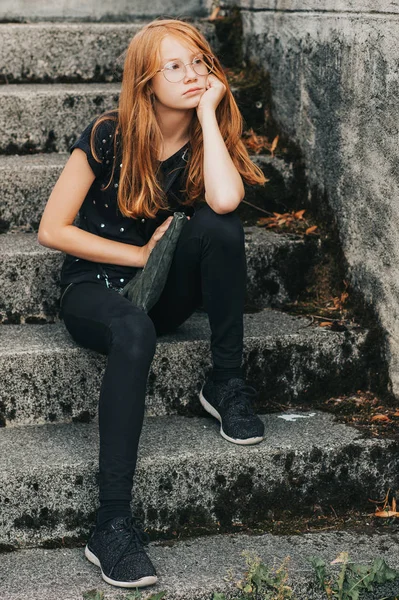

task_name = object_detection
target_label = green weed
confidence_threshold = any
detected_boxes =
[213,550,295,600]
[309,551,399,599]
[212,550,399,600]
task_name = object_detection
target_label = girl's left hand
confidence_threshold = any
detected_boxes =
[196,74,226,120]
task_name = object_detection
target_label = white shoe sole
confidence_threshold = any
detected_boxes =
[85,545,158,588]
[199,387,264,445]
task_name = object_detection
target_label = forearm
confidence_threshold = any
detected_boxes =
[200,109,245,213]
[39,224,146,268]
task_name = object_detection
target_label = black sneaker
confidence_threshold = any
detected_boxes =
[199,377,265,445]
[85,515,158,588]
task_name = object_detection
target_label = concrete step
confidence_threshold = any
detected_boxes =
[0,153,295,233]
[0,0,211,22]
[0,82,267,153]
[2,530,399,600]
[0,229,317,323]
[1,411,398,548]
[0,309,368,427]
[0,83,120,154]
[0,153,66,233]
[0,21,219,84]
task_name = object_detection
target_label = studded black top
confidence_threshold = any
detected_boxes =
[59,114,194,289]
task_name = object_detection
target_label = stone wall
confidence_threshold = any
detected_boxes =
[0,0,212,21]
[231,0,399,398]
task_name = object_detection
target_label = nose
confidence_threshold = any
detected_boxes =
[184,63,198,81]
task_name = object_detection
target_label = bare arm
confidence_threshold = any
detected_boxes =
[38,148,171,267]
[199,109,245,215]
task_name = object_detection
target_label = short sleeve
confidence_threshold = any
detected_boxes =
[69,117,114,178]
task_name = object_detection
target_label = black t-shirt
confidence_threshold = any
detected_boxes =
[60,114,194,289]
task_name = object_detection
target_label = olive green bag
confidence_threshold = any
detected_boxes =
[96,144,191,311]
[121,211,188,312]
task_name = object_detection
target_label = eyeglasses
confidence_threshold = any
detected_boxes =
[156,53,215,83]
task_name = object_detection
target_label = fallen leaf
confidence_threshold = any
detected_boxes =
[375,510,399,518]
[270,135,279,155]
[319,322,332,327]
[331,551,349,564]
[208,6,220,20]
[340,291,349,303]
[371,414,390,422]
[306,225,318,235]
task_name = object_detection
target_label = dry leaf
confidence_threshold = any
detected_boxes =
[331,551,349,564]
[306,225,318,235]
[208,6,220,20]
[319,322,332,327]
[369,489,390,507]
[270,135,279,155]
[294,209,306,219]
[375,510,399,518]
[371,414,390,422]
[243,128,270,154]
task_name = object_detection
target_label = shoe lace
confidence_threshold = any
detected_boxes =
[220,380,258,416]
[108,515,150,574]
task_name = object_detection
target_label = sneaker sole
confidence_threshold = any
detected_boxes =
[199,387,264,445]
[85,545,158,588]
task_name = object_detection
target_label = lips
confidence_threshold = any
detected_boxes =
[183,87,202,95]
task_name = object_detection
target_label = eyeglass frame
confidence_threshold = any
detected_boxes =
[155,53,216,82]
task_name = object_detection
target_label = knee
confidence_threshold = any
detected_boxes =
[194,204,244,247]
[109,312,157,362]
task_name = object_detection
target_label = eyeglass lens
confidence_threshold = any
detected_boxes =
[163,55,213,82]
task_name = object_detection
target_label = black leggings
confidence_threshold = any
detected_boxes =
[60,204,246,510]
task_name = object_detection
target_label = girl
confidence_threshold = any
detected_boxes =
[38,18,267,590]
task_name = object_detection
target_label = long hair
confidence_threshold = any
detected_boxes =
[90,18,267,219]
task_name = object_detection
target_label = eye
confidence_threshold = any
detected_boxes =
[165,61,180,70]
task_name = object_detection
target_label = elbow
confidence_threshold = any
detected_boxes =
[207,194,244,215]
[37,229,48,247]
[37,226,55,248]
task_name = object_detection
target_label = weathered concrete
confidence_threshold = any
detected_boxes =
[0,0,212,22]
[0,153,295,232]
[1,411,399,548]
[0,310,369,426]
[0,83,120,153]
[2,530,399,600]
[237,0,399,12]
[0,229,316,322]
[0,21,219,83]
[0,154,68,233]
[0,82,268,153]
[234,4,399,399]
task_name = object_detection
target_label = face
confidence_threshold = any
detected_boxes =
[150,35,208,110]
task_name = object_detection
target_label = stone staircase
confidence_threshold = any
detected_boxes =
[1,5,399,599]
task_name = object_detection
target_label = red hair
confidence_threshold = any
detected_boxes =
[90,18,267,219]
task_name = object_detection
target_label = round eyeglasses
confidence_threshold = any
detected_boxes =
[156,53,215,83]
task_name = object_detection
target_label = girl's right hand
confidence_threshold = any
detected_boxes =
[140,216,173,267]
